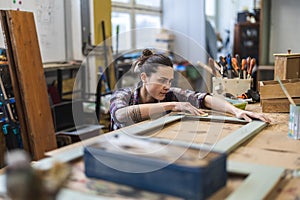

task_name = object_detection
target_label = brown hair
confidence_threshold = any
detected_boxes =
[133,49,173,76]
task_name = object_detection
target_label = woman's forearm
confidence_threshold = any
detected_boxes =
[115,102,176,124]
[204,95,239,115]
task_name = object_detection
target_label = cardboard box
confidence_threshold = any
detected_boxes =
[212,77,252,97]
[259,79,300,112]
[274,53,300,80]
[84,135,227,200]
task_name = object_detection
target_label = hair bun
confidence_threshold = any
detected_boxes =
[142,49,153,57]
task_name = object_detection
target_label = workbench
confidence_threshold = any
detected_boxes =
[43,61,83,100]
[1,103,300,199]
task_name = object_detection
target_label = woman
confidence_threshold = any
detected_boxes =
[110,49,270,130]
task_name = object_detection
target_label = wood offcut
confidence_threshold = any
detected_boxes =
[0,10,57,160]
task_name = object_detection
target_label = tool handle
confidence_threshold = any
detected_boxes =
[241,59,247,79]
[208,57,217,77]
[226,55,233,78]
[231,58,239,71]
[247,58,256,79]
[241,59,246,70]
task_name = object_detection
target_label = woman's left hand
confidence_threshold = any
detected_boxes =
[234,109,271,123]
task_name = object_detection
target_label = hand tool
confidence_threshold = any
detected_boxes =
[213,59,222,75]
[246,56,251,77]
[231,57,239,76]
[208,57,222,77]
[235,54,241,79]
[226,54,233,78]
[219,56,227,66]
[247,58,256,79]
[215,61,224,76]
[218,56,227,77]
[208,57,217,77]
[241,59,246,79]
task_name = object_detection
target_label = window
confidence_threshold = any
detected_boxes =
[205,0,216,28]
[136,0,161,8]
[111,0,162,52]
[135,13,161,49]
[111,12,131,51]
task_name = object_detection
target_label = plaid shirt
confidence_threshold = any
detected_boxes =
[110,82,209,130]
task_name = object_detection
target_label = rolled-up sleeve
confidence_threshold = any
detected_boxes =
[110,88,133,127]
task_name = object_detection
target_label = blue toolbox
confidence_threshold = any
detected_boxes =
[84,134,227,200]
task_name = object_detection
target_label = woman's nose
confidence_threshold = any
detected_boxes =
[163,82,171,89]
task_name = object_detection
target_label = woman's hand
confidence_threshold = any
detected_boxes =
[234,109,271,123]
[171,102,207,116]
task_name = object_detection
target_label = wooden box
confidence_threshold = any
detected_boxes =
[212,77,251,97]
[274,53,300,80]
[259,79,300,113]
[84,135,227,200]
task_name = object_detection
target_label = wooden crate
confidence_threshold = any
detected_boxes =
[274,53,300,80]
[259,79,300,112]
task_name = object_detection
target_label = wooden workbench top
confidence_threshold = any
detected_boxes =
[43,61,82,71]
[3,103,298,200]
[44,103,300,199]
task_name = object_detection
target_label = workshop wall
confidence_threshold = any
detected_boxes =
[162,0,206,64]
[269,0,300,63]
[64,0,84,61]
[216,0,254,39]
[0,0,66,63]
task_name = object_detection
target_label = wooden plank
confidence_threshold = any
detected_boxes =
[0,11,31,154]
[274,56,288,80]
[1,10,57,160]
[213,120,267,154]
[57,189,107,200]
[247,131,300,154]
[269,178,300,199]
[229,147,300,170]
[273,53,300,57]
[261,98,300,113]
[227,161,285,200]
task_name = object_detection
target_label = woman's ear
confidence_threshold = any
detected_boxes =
[140,72,147,83]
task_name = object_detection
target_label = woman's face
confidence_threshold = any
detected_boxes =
[142,66,174,101]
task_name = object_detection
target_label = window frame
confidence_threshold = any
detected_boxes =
[111,0,162,52]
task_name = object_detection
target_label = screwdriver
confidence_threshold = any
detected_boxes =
[241,59,246,79]
[219,56,227,77]
[235,54,241,79]
[226,54,233,79]
[247,58,256,79]
[231,58,239,77]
